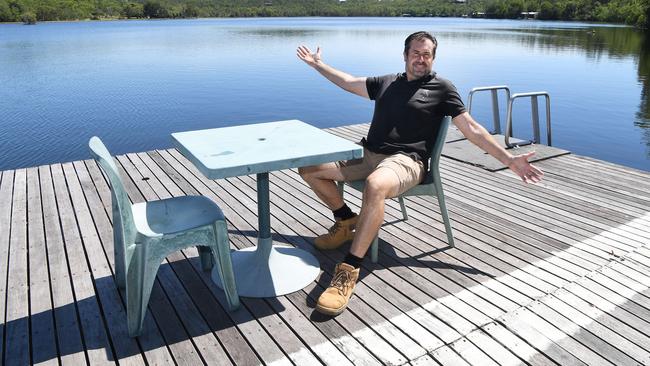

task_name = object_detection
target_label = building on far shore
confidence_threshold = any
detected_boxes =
[521,11,539,19]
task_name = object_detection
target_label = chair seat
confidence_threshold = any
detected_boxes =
[401,181,436,197]
[132,195,225,237]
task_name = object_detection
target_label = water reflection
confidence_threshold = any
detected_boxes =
[235,28,322,38]
[636,34,650,159]
[500,26,643,59]
[448,24,649,164]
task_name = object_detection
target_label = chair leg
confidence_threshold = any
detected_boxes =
[370,236,379,263]
[198,245,213,271]
[398,196,408,221]
[213,221,240,311]
[113,213,126,289]
[126,245,159,337]
[435,189,455,248]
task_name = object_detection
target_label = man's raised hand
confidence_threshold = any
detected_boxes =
[297,45,322,67]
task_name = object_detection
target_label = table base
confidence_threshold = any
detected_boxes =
[212,242,320,298]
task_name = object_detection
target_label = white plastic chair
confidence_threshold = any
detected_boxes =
[89,136,239,337]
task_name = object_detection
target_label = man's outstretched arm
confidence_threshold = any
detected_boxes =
[452,112,544,184]
[297,45,369,99]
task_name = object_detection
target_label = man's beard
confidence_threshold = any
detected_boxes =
[410,63,429,77]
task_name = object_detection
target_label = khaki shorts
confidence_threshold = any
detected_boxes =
[336,148,424,198]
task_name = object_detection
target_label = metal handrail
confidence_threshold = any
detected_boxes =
[467,85,511,134]
[505,91,552,148]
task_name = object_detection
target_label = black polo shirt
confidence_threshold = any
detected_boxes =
[363,72,466,164]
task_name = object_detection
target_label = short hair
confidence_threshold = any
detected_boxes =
[404,31,438,58]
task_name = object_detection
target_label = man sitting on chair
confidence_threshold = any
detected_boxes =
[296,31,543,316]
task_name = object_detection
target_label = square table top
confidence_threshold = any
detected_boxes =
[172,119,364,180]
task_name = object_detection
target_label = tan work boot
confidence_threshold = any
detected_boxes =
[316,263,360,316]
[314,215,358,250]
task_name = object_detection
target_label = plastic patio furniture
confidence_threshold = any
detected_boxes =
[338,116,455,263]
[172,120,363,297]
[89,136,240,337]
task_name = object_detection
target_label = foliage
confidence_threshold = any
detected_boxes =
[21,10,35,24]
[0,0,648,29]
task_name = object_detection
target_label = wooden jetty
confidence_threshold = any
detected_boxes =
[1,123,649,365]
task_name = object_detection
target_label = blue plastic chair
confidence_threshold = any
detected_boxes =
[338,116,455,263]
[89,136,239,337]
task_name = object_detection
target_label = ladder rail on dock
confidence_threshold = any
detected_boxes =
[467,85,552,148]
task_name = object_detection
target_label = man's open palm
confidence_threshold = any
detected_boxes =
[297,45,321,67]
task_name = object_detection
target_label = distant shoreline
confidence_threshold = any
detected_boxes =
[0,15,632,28]
[1,0,646,28]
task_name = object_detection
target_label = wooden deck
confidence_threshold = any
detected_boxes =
[2,123,650,366]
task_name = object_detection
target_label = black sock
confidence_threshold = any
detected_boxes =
[332,204,355,221]
[343,253,364,268]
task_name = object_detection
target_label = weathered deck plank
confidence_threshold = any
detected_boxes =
[5,169,30,366]
[481,322,557,366]
[39,165,88,366]
[53,163,114,365]
[67,161,145,365]
[446,159,650,243]
[0,171,11,364]
[2,123,649,365]
[27,167,58,366]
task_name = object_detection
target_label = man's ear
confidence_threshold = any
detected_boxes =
[403,52,408,62]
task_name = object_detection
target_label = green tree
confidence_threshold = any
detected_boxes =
[505,0,524,17]
[143,0,169,18]
[560,1,578,19]
[21,10,36,24]
[182,2,199,17]
[0,0,13,21]
[36,2,59,20]
[123,2,144,18]
[539,0,559,19]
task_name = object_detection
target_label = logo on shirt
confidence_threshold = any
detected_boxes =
[418,90,432,99]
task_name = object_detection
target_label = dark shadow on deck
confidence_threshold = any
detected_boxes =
[6,257,286,365]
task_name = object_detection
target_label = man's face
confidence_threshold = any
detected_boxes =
[403,38,435,81]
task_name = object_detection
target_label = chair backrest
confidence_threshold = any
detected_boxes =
[428,116,451,174]
[88,136,137,246]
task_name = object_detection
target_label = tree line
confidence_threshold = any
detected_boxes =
[1,0,648,28]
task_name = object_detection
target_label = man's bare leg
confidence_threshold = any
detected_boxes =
[349,167,400,258]
[298,163,347,210]
[315,167,400,316]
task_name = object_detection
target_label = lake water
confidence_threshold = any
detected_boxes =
[1,17,649,172]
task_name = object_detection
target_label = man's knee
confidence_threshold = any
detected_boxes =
[299,163,342,182]
[364,174,396,198]
[298,166,310,178]
[298,165,320,180]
